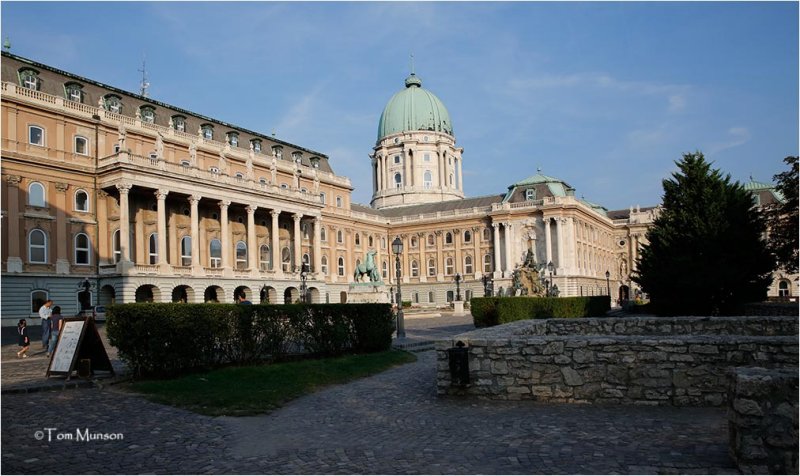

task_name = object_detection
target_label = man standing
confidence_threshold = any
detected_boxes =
[38,299,53,349]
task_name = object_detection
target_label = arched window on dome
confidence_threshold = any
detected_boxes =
[394,173,402,188]
[424,170,432,189]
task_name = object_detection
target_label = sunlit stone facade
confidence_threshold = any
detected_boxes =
[1,52,792,325]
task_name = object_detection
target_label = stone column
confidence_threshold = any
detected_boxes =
[189,195,201,270]
[402,234,410,284]
[503,222,513,273]
[556,217,564,272]
[313,217,322,275]
[566,217,576,275]
[472,226,481,278]
[116,183,132,263]
[382,156,388,193]
[5,175,22,272]
[247,205,258,271]
[293,214,302,272]
[374,159,380,193]
[219,200,231,272]
[545,217,552,265]
[404,149,411,189]
[435,231,444,281]
[55,182,69,274]
[438,152,446,188]
[492,223,502,274]
[457,158,463,192]
[97,191,109,265]
[155,189,169,269]
[271,210,281,275]
[453,229,462,275]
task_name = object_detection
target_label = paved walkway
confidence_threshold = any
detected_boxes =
[1,313,737,474]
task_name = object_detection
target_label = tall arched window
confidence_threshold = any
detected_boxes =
[321,255,329,275]
[337,230,343,243]
[74,190,89,212]
[281,247,291,272]
[337,256,345,276]
[74,233,90,265]
[427,234,435,247]
[445,232,453,245]
[411,260,419,277]
[778,280,791,297]
[368,235,374,247]
[411,236,418,248]
[428,259,436,277]
[28,182,46,207]
[210,239,222,268]
[235,241,248,269]
[180,236,192,266]
[445,257,454,275]
[464,255,473,274]
[28,229,47,263]
[260,244,270,271]
[355,233,361,246]
[302,253,311,268]
[464,230,472,243]
[112,229,121,263]
[394,173,402,188]
[382,260,388,279]
[321,227,327,242]
[74,136,89,155]
[148,233,158,265]
[423,170,432,189]
[483,254,493,273]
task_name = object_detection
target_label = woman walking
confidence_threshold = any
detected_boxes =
[16,319,30,358]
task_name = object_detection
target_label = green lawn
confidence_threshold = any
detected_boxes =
[126,350,417,416]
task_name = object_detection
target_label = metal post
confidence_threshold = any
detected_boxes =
[392,237,405,339]
[455,273,462,301]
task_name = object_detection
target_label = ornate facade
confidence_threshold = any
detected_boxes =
[1,52,792,325]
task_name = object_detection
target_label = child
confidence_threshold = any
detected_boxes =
[17,319,30,358]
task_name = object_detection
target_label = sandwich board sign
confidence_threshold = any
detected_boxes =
[47,317,114,379]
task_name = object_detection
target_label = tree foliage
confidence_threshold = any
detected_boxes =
[634,152,773,315]
[765,156,798,273]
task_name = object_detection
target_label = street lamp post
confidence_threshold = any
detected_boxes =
[605,270,611,306]
[300,262,310,303]
[481,274,493,297]
[455,273,462,301]
[392,237,405,339]
[547,261,555,297]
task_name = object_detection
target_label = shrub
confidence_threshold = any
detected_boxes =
[470,296,609,327]
[107,303,393,377]
[470,297,500,327]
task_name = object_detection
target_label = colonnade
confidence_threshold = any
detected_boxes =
[114,182,322,277]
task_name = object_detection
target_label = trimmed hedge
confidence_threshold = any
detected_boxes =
[470,296,610,327]
[106,303,393,377]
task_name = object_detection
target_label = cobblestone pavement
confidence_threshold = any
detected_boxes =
[1,313,737,474]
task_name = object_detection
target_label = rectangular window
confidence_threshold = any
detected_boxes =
[29,126,44,146]
[75,137,88,155]
[424,153,430,162]
[394,155,400,164]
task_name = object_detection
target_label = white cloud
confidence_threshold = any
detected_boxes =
[707,126,751,155]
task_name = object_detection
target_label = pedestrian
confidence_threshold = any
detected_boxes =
[237,292,252,305]
[17,319,30,358]
[38,299,53,349]
[48,305,64,357]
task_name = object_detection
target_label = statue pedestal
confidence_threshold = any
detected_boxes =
[348,283,390,304]
[453,300,465,316]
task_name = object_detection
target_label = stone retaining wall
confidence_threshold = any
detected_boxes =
[728,367,798,474]
[436,316,798,406]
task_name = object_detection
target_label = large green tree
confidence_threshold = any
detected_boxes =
[765,156,798,273]
[634,152,773,315]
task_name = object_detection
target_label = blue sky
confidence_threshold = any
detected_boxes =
[3,1,797,210]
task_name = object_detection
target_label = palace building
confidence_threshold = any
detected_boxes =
[0,51,793,325]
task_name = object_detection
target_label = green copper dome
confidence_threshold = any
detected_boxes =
[377,73,453,141]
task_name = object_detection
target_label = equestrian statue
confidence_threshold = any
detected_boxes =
[353,250,381,283]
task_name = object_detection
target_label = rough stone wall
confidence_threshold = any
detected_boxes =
[436,316,798,406]
[728,367,798,474]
